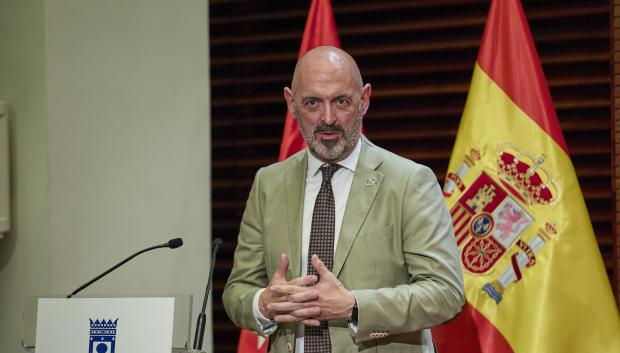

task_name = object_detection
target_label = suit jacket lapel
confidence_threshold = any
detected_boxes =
[283,151,307,278]
[333,139,384,278]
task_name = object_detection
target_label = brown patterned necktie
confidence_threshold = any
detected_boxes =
[304,164,340,353]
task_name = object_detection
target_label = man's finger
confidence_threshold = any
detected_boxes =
[264,294,292,304]
[274,253,289,280]
[290,306,321,318]
[287,289,318,303]
[267,300,315,313]
[273,314,303,324]
[288,274,318,287]
[311,254,331,277]
[301,319,321,327]
[270,284,301,295]
[268,301,299,312]
[272,306,321,323]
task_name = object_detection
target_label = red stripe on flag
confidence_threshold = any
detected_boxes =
[454,216,469,236]
[450,207,459,217]
[433,303,514,353]
[476,0,568,154]
[452,207,467,225]
[455,221,471,246]
[237,329,268,353]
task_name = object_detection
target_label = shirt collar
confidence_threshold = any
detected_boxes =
[307,138,362,177]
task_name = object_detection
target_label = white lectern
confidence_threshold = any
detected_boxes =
[22,296,205,353]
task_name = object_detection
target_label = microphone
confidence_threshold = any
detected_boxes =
[168,237,183,249]
[66,237,184,298]
[193,238,223,350]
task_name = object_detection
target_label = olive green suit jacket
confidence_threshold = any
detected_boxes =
[223,138,464,353]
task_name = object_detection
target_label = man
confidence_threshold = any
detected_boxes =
[223,46,464,353]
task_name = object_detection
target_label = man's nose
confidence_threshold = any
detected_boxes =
[321,104,337,125]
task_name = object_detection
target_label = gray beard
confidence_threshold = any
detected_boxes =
[298,116,362,161]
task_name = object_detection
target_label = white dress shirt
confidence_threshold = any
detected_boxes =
[251,138,362,351]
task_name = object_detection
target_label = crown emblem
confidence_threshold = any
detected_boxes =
[89,319,118,332]
[496,144,557,205]
[545,222,558,235]
[469,148,481,162]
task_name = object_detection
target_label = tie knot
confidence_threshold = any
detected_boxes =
[320,164,341,182]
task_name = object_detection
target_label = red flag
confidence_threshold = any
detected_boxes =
[277,0,340,161]
[237,1,340,352]
[432,0,620,352]
[237,328,268,353]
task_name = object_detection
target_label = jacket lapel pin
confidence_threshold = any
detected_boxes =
[366,175,378,187]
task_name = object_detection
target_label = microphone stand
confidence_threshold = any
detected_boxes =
[66,238,183,298]
[192,238,222,351]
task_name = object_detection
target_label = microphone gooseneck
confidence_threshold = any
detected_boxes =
[193,238,223,350]
[66,237,184,298]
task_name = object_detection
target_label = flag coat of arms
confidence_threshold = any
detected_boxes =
[433,1,620,352]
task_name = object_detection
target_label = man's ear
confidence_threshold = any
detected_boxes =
[283,87,296,116]
[360,83,372,116]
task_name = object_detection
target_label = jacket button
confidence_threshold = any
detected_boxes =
[286,342,293,352]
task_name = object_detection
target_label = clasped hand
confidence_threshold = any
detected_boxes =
[258,253,356,326]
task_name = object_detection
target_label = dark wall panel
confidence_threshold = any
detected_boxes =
[210,1,613,352]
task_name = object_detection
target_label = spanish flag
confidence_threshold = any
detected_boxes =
[432,0,620,352]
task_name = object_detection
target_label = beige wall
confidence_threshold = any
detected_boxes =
[0,0,52,351]
[0,0,211,351]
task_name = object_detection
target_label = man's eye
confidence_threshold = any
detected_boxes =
[305,99,317,107]
[337,98,349,106]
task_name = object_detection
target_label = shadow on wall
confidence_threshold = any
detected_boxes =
[0,104,19,271]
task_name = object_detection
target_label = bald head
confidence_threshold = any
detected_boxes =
[291,46,364,91]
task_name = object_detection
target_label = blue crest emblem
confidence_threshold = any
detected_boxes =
[89,319,118,353]
[470,213,493,237]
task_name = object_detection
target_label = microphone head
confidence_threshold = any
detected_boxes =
[167,238,184,249]
[213,238,223,249]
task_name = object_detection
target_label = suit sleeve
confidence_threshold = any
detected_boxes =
[352,165,465,342]
[222,168,269,333]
